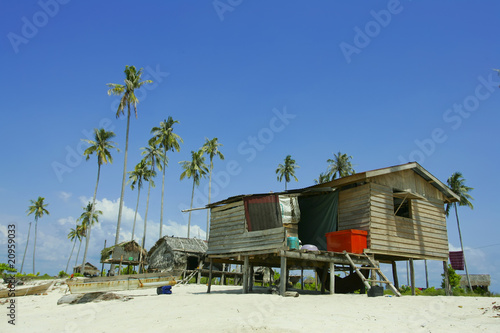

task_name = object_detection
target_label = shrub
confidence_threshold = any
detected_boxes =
[441,264,461,289]
[58,271,69,278]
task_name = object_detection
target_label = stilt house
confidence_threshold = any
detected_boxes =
[148,236,208,273]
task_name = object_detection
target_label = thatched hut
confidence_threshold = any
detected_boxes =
[148,236,207,273]
[73,262,99,276]
[100,240,148,266]
[460,274,490,292]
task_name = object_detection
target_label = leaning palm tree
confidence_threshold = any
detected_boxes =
[314,172,331,185]
[80,128,117,275]
[19,222,32,274]
[327,151,355,180]
[276,155,299,191]
[446,172,474,291]
[73,224,86,269]
[150,117,183,238]
[201,137,224,240]
[180,150,208,238]
[107,66,152,263]
[140,142,164,258]
[127,160,154,241]
[65,225,82,274]
[26,196,49,274]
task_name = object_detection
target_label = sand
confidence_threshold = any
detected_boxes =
[1,281,499,332]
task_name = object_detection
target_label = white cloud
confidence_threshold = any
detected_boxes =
[59,191,72,202]
[79,196,141,225]
[58,216,76,226]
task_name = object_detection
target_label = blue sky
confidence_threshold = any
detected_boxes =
[1,1,499,292]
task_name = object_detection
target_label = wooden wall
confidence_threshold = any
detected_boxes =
[207,200,285,255]
[338,184,371,231]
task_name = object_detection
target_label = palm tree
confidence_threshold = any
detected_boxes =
[180,150,208,238]
[19,222,31,274]
[107,66,152,262]
[327,151,355,180]
[140,142,164,258]
[276,155,299,191]
[26,196,49,274]
[201,137,224,240]
[65,225,82,274]
[446,172,474,291]
[127,160,154,241]
[150,117,183,238]
[80,128,117,275]
[73,224,85,269]
[314,172,330,185]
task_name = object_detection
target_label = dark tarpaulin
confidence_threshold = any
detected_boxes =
[449,251,465,270]
[244,195,282,231]
[298,191,338,251]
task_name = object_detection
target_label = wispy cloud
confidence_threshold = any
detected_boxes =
[58,191,72,202]
[58,216,75,226]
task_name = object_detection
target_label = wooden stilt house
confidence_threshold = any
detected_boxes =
[205,162,460,296]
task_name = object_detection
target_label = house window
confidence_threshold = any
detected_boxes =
[393,192,412,218]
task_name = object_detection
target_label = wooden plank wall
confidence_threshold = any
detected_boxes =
[207,200,285,254]
[338,184,371,233]
[369,180,449,260]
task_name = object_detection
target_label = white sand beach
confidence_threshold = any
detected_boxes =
[1,281,499,332]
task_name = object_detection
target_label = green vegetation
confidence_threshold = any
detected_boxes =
[26,196,50,274]
[276,155,299,191]
[58,270,69,278]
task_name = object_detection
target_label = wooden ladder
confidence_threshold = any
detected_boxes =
[343,251,401,297]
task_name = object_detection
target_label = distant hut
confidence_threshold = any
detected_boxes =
[73,262,99,277]
[100,240,148,268]
[148,236,208,273]
[460,274,490,292]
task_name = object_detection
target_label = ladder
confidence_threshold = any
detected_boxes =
[343,251,401,297]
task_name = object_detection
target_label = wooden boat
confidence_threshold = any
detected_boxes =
[66,271,180,294]
[0,281,54,298]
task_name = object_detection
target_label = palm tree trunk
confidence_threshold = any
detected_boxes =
[20,222,31,273]
[131,186,141,241]
[33,217,38,274]
[65,238,77,274]
[187,179,195,238]
[206,162,213,241]
[81,163,101,276]
[455,204,472,291]
[112,104,131,273]
[140,179,152,273]
[160,149,166,238]
[75,238,83,267]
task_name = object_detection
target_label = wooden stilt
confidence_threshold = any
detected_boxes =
[320,265,328,294]
[315,271,318,291]
[300,268,304,290]
[207,258,213,293]
[249,265,254,292]
[392,261,399,290]
[242,256,249,294]
[221,263,226,286]
[118,255,123,276]
[443,261,451,296]
[280,256,287,296]
[329,262,335,295]
[409,258,415,295]
[424,259,429,289]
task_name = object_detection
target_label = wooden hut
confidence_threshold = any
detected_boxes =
[73,262,100,277]
[148,236,208,273]
[205,162,459,296]
[100,240,148,267]
[460,274,490,292]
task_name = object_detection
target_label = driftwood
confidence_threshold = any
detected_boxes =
[57,292,133,305]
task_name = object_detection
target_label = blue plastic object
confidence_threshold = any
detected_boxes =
[287,237,299,250]
[156,285,172,295]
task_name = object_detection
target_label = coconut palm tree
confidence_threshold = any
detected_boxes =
[65,225,82,274]
[19,222,31,274]
[150,117,183,238]
[314,172,330,185]
[140,142,164,254]
[127,160,154,241]
[73,224,86,269]
[26,196,49,274]
[327,152,355,180]
[80,128,117,275]
[180,150,208,238]
[107,66,152,260]
[446,172,474,291]
[201,137,224,240]
[276,155,299,191]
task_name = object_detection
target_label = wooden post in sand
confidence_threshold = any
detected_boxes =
[118,255,123,276]
[249,265,254,292]
[207,258,213,293]
[300,268,304,290]
[392,261,399,290]
[280,256,287,296]
[409,258,415,295]
[443,261,451,296]
[329,262,335,295]
[242,256,249,294]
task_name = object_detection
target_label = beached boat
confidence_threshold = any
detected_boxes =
[66,271,180,294]
[0,281,54,298]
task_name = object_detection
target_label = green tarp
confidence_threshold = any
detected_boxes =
[298,191,338,251]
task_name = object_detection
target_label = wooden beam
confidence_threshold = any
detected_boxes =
[242,256,249,294]
[409,258,415,296]
[280,256,287,296]
[329,262,335,295]
[249,265,254,292]
[392,261,399,290]
[207,258,213,293]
